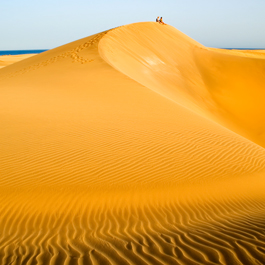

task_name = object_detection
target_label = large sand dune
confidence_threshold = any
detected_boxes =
[0,22,265,264]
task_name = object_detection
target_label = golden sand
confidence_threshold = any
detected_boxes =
[0,22,265,264]
[0,54,35,69]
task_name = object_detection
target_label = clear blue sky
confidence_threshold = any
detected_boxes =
[1,0,264,50]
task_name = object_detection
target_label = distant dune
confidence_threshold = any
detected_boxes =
[0,54,35,69]
[0,22,265,265]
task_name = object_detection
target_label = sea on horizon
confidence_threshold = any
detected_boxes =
[222,48,265,50]
[0,50,48,56]
[0,48,265,56]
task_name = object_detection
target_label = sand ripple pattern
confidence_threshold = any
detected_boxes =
[0,195,265,265]
[1,121,265,188]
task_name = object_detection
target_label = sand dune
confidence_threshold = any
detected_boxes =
[0,22,265,264]
[0,54,36,69]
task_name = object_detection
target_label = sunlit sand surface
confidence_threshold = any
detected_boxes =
[1,22,265,265]
[0,54,35,69]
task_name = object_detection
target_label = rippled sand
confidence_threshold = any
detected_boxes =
[1,22,265,265]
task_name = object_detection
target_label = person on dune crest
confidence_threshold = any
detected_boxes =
[159,17,166,25]
[156,16,166,25]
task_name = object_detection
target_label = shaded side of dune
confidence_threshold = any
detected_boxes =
[99,22,265,147]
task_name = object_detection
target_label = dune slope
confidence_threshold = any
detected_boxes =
[99,23,265,146]
[0,22,265,265]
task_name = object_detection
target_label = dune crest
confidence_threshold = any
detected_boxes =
[100,22,265,147]
[0,22,265,264]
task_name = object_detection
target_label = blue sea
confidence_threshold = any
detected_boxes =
[0,48,264,56]
[223,48,265,50]
[0,50,48,56]
[1,48,265,56]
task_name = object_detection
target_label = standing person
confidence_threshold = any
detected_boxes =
[156,16,160,22]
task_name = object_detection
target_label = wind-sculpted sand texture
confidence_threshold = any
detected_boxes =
[1,22,265,264]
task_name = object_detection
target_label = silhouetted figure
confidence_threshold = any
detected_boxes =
[156,16,160,22]
[159,17,165,24]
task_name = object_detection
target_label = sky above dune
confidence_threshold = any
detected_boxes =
[1,0,264,50]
